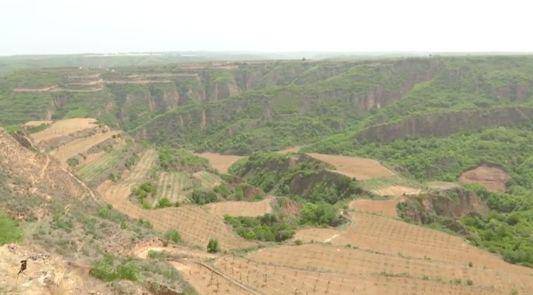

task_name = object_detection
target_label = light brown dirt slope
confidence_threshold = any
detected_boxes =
[307,152,396,180]
[459,164,510,192]
[0,244,110,295]
[197,152,245,174]
[0,128,85,200]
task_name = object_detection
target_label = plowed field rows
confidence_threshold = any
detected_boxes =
[156,172,192,203]
[97,149,254,250]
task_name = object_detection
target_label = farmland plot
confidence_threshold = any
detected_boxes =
[193,171,222,189]
[156,172,193,203]
[229,243,533,295]
[50,130,120,165]
[205,197,273,217]
[76,145,127,183]
[307,153,396,180]
[97,149,254,250]
[197,152,244,174]
[30,118,98,144]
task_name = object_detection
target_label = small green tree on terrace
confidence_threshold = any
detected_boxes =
[207,238,220,253]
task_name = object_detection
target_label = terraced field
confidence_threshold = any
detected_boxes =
[76,144,128,183]
[50,130,120,164]
[307,153,396,180]
[29,118,98,144]
[97,149,254,250]
[205,197,273,217]
[156,171,193,203]
[194,171,222,190]
[197,152,244,174]
[186,208,533,295]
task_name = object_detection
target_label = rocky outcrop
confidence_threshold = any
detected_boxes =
[357,106,533,143]
[398,187,489,226]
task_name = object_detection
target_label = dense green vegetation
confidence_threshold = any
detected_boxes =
[158,147,208,172]
[230,152,362,204]
[224,214,296,242]
[0,210,23,245]
[461,186,533,266]
[131,182,157,208]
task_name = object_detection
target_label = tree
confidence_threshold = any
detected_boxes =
[207,238,220,253]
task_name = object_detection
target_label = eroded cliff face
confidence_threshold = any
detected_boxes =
[398,187,489,225]
[357,107,533,143]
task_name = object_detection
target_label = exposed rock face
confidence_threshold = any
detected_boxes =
[357,107,533,143]
[459,164,510,192]
[398,187,489,225]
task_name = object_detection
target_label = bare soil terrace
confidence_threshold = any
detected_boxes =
[459,164,510,192]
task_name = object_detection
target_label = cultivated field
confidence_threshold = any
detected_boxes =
[197,152,244,174]
[155,171,193,203]
[193,171,222,189]
[205,197,273,217]
[459,164,510,192]
[97,149,254,250]
[30,118,98,144]
[307,153,396,180]
[50,130,120,165]
[349,198,402,217]
[75,144,127,183]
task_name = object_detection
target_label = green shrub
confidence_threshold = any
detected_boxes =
[67,158,79,167]
[156,198,172,208]
[164,230,181,244]
[90,255,140,282]
[207,239,220,253]
[0,211,22,245]
[224,214,295,242]
[300,202,342,226]
[190,190,218,205]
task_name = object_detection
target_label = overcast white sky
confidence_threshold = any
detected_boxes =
[1,0,532,55]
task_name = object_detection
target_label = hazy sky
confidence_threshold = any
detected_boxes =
[1,0,532,55]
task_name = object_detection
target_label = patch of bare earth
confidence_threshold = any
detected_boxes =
[306,153,396,180]
[373,185,421,197]
[0,244,109,294]
[459,164,510,192]
[349,198,402,218]
[205,197,274,217]
[23,120,53,128]
[196,152,245,174]
[30,118,98,144]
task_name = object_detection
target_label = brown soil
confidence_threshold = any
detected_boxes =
[459,164,510,192]
[205,197,274,217]
[372,185,421,197]
[284,211,533,294]
[23,120,53,128]
[349,198,402,217]
[307,153,396,180]
[196,152,245,174]
[0,244,110,294]
[30,118,98,144]
[50,130,120,165]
